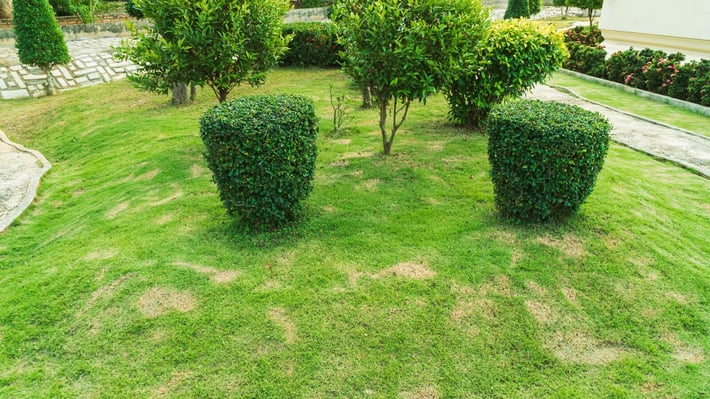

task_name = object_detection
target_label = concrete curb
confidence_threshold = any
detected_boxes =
[0,130,51,232]
[558,69,710,117]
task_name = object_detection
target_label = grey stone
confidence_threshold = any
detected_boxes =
[1,89,29,99]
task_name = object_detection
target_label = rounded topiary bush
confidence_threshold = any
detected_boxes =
[200,94,319,230]
[487,100,611,223]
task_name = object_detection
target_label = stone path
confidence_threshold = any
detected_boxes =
[0,130,51,232]
[526,85,710,178]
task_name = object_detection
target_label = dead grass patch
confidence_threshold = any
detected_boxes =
[137,287,196,318]
[525,300,558,325]
[321,205,337,213]
[83,248,118,261]
[451,299,496,322]
[479,275,513,297]
[341,151,374,159]
[536,234,586,258]
[135,169,160,181]
[156,214,174,225]
[526,281,547,296]
[374,262,437,280]
[333,138,352,145]
[546,331,628,365]
[659,330,706,364]
[561,287,579,306]
[149,190,184,207]
[268,307,297,345]
[173,261,240,284]
[400,386,440,399]
[107,201,129,219]
[153,370,193,398]
[85,273,134,310]
[328,159,349,167]
[356,178,381,192]
[665,291,688,304]
[190,164,207,178]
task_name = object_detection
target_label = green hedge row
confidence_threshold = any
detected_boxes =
[280,22,342,68]
[564,26,710,106]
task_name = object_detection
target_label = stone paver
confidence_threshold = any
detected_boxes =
[526,85,710,178]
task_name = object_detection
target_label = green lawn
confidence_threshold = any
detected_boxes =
[0,68,708,398]
[548,72,710,137]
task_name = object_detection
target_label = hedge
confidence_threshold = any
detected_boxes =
[280,22,342,68]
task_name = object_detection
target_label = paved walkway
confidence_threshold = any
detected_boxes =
[0,36,708,231]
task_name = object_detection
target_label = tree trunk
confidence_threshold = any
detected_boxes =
[190,84,197,102]
[361,85,372,109]
[172,82,189,105]
[378,100,391,155]
[0,0,12,20]
[44,67,56,96]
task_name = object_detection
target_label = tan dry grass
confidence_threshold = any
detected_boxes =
[137,287,196,318]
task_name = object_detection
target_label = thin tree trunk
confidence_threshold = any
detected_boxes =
[190,84,197,102]
[378,100,390,155]
[172,82,189,105]
[362,85,372,109]
[44,67,56,96]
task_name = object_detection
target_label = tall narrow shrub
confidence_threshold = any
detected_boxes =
[504,0,529,19]
[13,0,70,95]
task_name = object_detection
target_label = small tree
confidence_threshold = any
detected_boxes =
[13,0,70,96]
[553,0,570,19]
[570,0,603,26]
[333,0,488,155]
[504,0,529,19]
[115,0,290,104]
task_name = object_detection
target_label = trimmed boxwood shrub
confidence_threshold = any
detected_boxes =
[200,94,319,230]
[488,100,611,223]
[280,22,342,68]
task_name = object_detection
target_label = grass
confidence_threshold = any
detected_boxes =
[0,68,708,398]
[548,72,710,137]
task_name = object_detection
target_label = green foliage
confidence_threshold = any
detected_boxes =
[445,19,567,127]
[504,0,529,19]
[12,0,70,71]
[298,0,328,7]
[125,0,143,18]
[563,25,603,46]
[280,22,342,67]
[528,0,541,15]
[673,59,710,106]
[115,0,290,103]
[563,26,605,77]
[333,0,488,154]
[48,0,102,22]
[488,100,611,223]
[199,94,318,230]
[569,0,603,26]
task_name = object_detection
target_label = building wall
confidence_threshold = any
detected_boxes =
[599,0,710,60]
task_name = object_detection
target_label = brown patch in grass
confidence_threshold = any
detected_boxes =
[190,164,207,178]
[268,307,297,345]
[537,234,586,258]
[546,331,628,365]
[137,287,196,318]
[640,381,664,393]
[374,262,436,280]
[173,261,240,284]
[493,231,518,244]
[428,142,445,152]
[153,370,193,398]
[561,287,579,306]
[525,300,558,325]
[149,190,184,207]
[257,279,284,291]
[604,236,620,250]
[328,159,349,167]
[479,275,513,297]
[526,281,547,296]
[356,178,381,192]
[72,188,85,198]
[333,138,352,145]
[659,331,706,364]
[451,299,495,322]
[156,214,174,225]
[83,248,118,261]
[85,273,134,309]
[400,386,440,399]
[341,151,374,159]
[107,201,129,219]
[349,169,364,177]
[321,205,337,213]
[665,291,688,304]
[135,169,160,181]
[424,197,441,205]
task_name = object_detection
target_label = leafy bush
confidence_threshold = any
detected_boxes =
[563,25,604,46]
[280,22,341,68]
[125,0,143,19]
[298,0,329,7]
[445,19,567,127]
[200,95,319,230]
[683,59,710,106]
[487,100,611,223]
[563,41,606,77]
[605,48,683,91]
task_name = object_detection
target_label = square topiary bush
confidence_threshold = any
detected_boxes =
[200,94,319,230]
[487,100,611,223]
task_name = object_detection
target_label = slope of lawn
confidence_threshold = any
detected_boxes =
[0,68,708,398]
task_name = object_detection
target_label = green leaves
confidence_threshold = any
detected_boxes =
[114,0,290,103]
[487,100,611,223]
[13,0,70,70]
[200,95,319,230]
